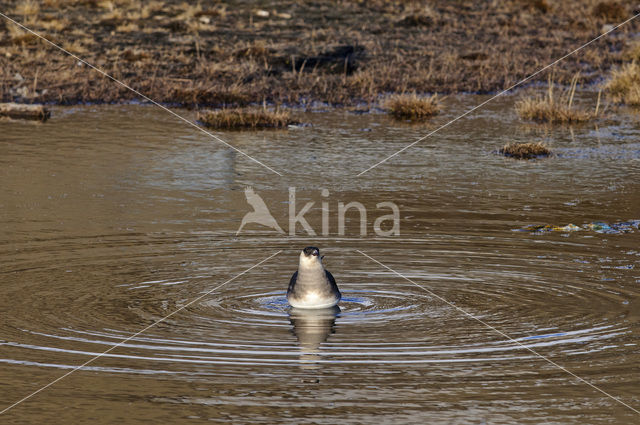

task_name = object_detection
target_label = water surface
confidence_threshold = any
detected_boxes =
[1,96,639,423]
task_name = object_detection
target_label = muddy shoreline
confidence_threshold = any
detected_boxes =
[1,0,638,108]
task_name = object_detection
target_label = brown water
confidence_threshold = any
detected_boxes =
[1,96,640,424]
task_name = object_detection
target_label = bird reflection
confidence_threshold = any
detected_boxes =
[289,306,340,368]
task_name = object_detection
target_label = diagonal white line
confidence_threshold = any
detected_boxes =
[357,12,640,176]
[0,250,282,415]
[357,249,640,415]
[0,12,283,176]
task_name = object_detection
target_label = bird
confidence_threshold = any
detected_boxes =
[287,247,341,309]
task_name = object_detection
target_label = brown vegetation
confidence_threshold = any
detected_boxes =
[499,142,552,159]
[622,41,640,62]
[0,103,50,121]
[197,108,295,130]
[386,93,440,120]
[516,75,597,123]
[0,0,637,107]
[602,39,640,106]
[591,1,627,21]
[528,0,551,14]
[605,60,640,106]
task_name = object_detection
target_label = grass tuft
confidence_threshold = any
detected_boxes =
[499,142,552,159]
[385,93,440,120]
[622,42,640,62]
[605,61,640,106]
[592,1,627,21]
[516,74,595,123]
[121,49,148,62]
[197,108,295,130]
[116,22,139,32]
[40,17,70,32]
[15,0,40,19]
[528,0,550,13]
[10,32,39,45]
[0,103,50,121]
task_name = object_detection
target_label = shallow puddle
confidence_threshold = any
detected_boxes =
[1,96,639,423]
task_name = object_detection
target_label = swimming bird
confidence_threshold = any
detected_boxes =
[287,247,341,309]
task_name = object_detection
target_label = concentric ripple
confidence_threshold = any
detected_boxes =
[2,104,640,423]
[1,233,637,378]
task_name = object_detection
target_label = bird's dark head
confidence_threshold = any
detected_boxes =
[303,246,320,257]
[299,246,324,268]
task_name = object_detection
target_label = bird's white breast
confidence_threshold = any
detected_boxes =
[288,291,340,309]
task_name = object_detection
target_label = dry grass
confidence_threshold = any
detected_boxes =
[386,93,440,120]
[175,3,202,20]
[116,22,139,32]
[121,49,148,62]
[516,75,596,123]
[9,32,39,45]
[605,61,640,106]
[64,40,89,54]
[0,103,50,121]
[592,1,627,20]
[499,142,552,159]
[197,108,295,130]
[622,42,640,62]
[15,0,40,19]
[1,0,639,107]
[195,7,227,19]
[528,0,551,13]
[40,17,70,32]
